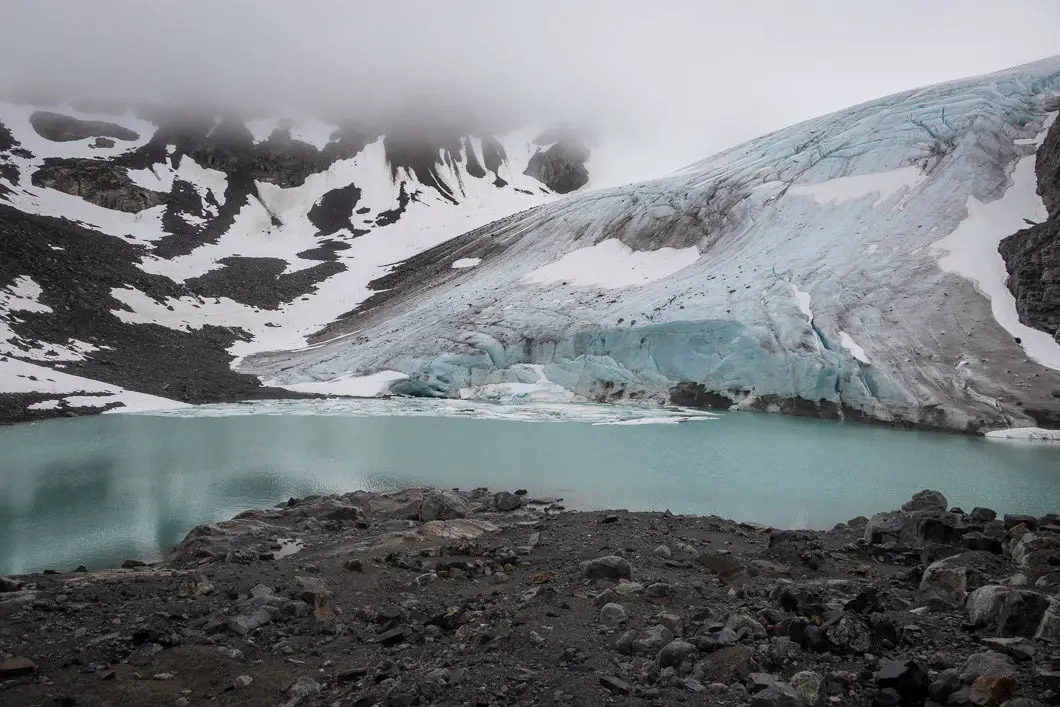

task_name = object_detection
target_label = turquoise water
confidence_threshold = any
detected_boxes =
[0,402,1058,574]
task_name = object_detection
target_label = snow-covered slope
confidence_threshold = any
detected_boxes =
[0,104,591,420]
[241,57,1060,432]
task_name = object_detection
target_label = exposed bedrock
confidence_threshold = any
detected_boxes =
[523,128,590,193]
[30,158,167,213]
[1001,113,1060,342]
[28,110,140,143]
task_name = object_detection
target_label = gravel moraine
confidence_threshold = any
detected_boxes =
[1,487,1059,706]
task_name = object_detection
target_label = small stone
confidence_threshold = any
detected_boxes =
[791,670,825,707]
[653,545,673,559]
[658,639,696,667]
[747,673,778,691]
[233,675,253,689]
[344,558,364,572]
[645,582,672,598]
[493,491,524,511]
[128,642,163,666]
[599,514,619,524]
[285,677,322,706]
[0,657,37,678]
[928,668,961,702]
[599,675,630,694]
[249,584,273,597]
[969,674,1016,706]
[614,629,637,655]
[581,556,631,580]
[121,559,146,569]
[876,658,928,704]
[0,577,25,593]
[153,672,175,680]
[599,603,627,624]
[980,637,1036,662]
[750,683,804,707]
[631,625,673,656]
[960,651,1016,684]
[681,677,705,692]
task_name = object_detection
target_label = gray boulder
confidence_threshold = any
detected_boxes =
[419,489,469,521]
[632,625,674,656]
[967,585,1050,637]
[492,491,524,511]
[959,651,1016,684]
[1035,597,1060,643]
[658,639,696,667]
[581,555,632,580]
[902,489,949,512]
[920,551,1002,600]
[750,683,805,707]
[790,670,825,707]
[1011,532,1060,580]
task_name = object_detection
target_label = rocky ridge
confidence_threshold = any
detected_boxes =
[1,488,1059,706]
[1000,104,1060,343]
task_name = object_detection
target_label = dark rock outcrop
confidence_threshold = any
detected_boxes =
[1000,113,1060,341]
[30,158,167,213]
[523,129,590,194]
[29,110,139,143]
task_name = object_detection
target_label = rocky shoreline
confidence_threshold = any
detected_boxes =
[1,487,1059,706]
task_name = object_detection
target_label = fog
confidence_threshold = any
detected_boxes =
[3,0,1060,184]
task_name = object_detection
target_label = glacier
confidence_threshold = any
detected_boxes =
[240,57,1060,432]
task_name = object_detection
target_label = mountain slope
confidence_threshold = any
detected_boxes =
[0,103,591,421]
[242,57,1060,432]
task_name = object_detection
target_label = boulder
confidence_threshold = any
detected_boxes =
[1035,597,1060,643]
[599,603,627,625]
[966,586,1050,637]
[631,625,674,656]
[903,490,949,512]
[968,674,1016,707]
[920,551,1001,600]
[1010,532,1060,580]
[970,507,998,523]
[492,491,524,512]
[657,639,696,667]
[790,670,825,707]
[419,489,469,521]
[750,683,805,707]
[821,612,872,654]
[1003,514,1038,531]
[695,550,752,584]
[959,651,1016,684]
[876,657,929,704]
[581,556,632,580]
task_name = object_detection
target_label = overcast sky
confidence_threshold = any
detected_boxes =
[3,0,1060,185]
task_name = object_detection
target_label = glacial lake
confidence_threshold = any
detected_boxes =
[1,399,1058,575]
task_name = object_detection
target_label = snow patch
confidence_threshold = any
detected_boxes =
[789,284,813,319]
[0,357,188,412]
[789,166,926,208]
[523,239,700,289]
[452,258,482,269]
[838,331,871,364]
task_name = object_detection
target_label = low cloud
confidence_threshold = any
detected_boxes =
[3,0,1059,184]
